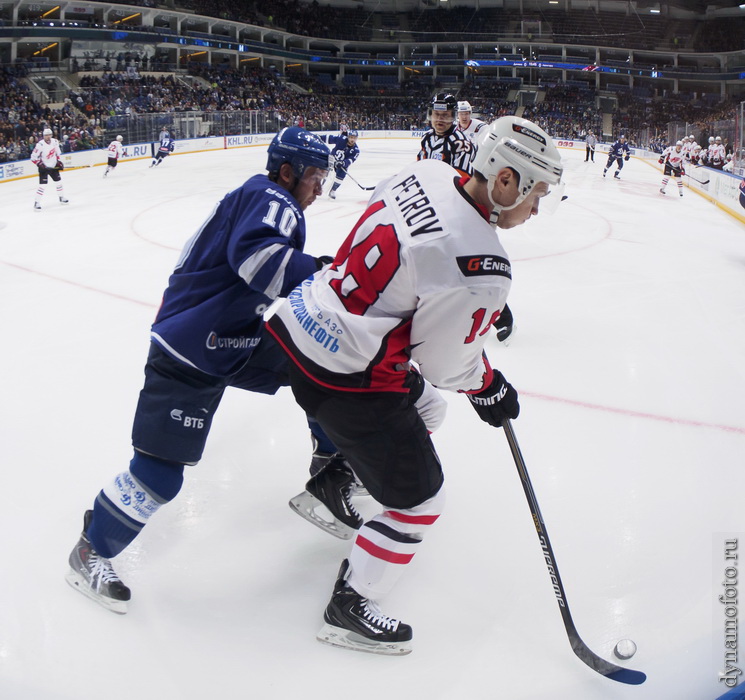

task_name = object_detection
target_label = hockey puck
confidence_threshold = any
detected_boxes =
[613,639,637,660]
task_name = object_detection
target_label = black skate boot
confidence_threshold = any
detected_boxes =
[317,559,413,655]
[65,510,131,614]
[289,461,363,539]
[309,437,368,496]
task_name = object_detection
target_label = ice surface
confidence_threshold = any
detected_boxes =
[1,139,743,699]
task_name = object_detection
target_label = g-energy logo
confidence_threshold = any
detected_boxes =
[512,123,547,146]
[456,255,512,278]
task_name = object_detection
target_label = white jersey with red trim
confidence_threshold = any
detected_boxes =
[661,146,685,170]
[107,140,123,160]
[709,143,726,167]
[30,138,62,168]
[267,159,511,395]
[457,117,488,143]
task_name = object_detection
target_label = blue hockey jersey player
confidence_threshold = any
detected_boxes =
[603,135,631,179]
[150,133,176,167]
[65,127,339,614]
[320,129,360,199]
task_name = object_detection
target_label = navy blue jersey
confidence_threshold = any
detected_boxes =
[608,140,630,159]
[151,173,318,376]
[158,137,175,154]
[323,134,360,171]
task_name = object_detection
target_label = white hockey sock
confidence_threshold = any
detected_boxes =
[101,471,166,525]
[661,178,669,189]
[677,179,683,192]
[35,185,45,202]
[56,184,64,196]
[347,489,445,600]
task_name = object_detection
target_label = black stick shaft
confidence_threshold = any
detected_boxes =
[501,418,646,685]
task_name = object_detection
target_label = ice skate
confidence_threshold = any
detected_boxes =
[289,459,363,539]
[329,190,336,199]
[59,196,69,204]
[309,439,368,496]
[33,202,41,210]
[317,560,413,656]
[602,169,607,177]
[65,510,131,614]
[659,188,666,195]
[613,171,620,179]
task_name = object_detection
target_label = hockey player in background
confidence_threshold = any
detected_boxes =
[456,100,487,143]
[417,92,474,176]
[66,127,345,613]
[603,134,631,179]
[150,132,175,167]
[709,136,726,170]
[659,140,686,197]
[585,130,597,162]
[30,128,68,210]
[103,135,124,177]
[319,129,360,199]
[267,116,564,655]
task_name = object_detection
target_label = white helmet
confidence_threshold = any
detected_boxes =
[709,137,715,144]
[43,128,53,136]
[472,116,563,216]
[457,100,472,113]
[715,136,722,142]
[676,140,683,147]
[116,135,123,141]
[689,134,695,140]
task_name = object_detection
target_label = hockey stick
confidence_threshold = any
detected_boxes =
[501,419,647,685]
[340,167,376,191]
[686,168,710,186]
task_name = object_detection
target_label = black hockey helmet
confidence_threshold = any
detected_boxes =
[428,93,457,119]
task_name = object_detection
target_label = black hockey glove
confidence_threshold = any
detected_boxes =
[624,154,630,161]
[314,255,334,270]
[467,371,519,427]
[55,160,64,170]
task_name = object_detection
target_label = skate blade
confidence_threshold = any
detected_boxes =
[316,623,412,656]
[288,491,355,540]
[65,569,128,614]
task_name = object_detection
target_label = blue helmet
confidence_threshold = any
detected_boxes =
[347,129,359,138]
[266,127,332,179]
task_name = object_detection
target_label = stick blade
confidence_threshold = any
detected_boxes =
[573,645,646,685]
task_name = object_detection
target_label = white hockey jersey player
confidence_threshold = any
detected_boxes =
[266,116,563,656]
[30,132,63,170]
[269,159,511,394]
[456,100,488,143]
[107,137,123,161]
[659,141,686,196]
